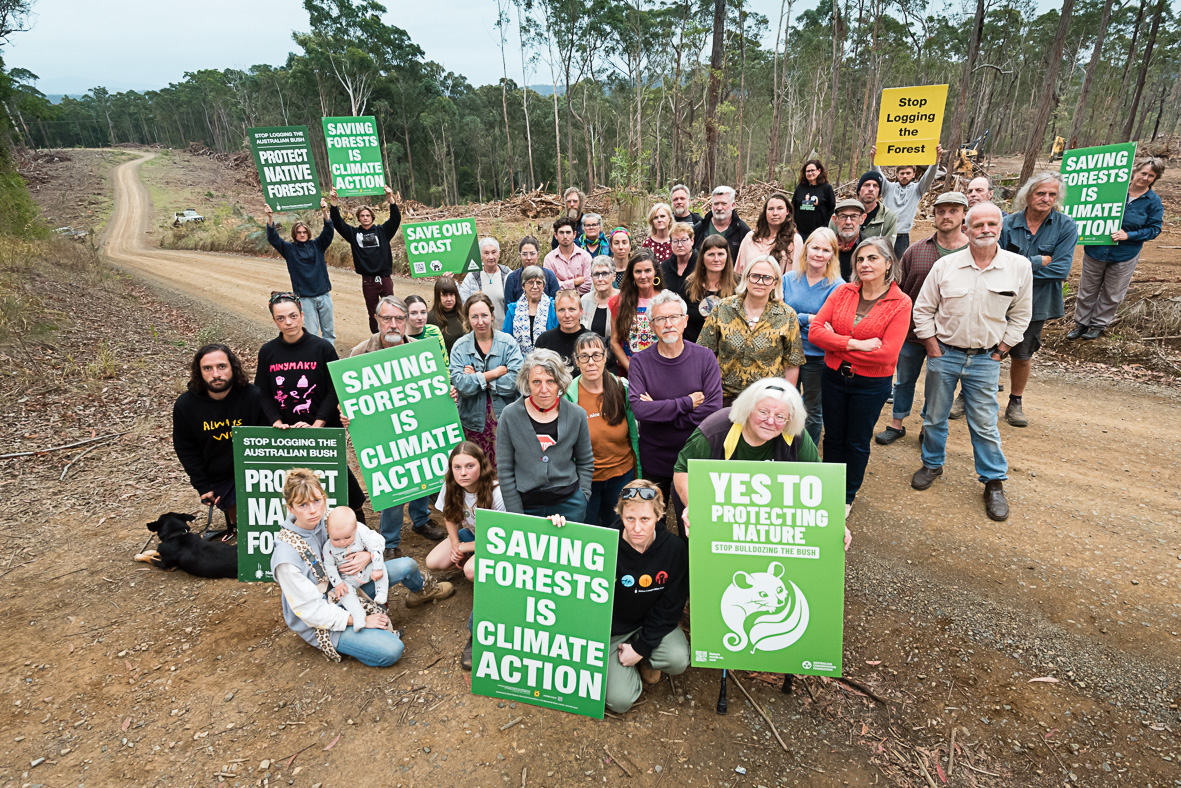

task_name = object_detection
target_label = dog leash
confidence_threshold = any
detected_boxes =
[198,503,215,538]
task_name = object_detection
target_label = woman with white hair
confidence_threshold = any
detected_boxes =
[502,265,558,355]
[582,256,619,345]
[495,349,594,520]
[809,237,911,515]
[458,237,512,325]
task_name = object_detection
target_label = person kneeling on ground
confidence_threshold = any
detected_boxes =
[552,480,689,714]
[271,469,454,666]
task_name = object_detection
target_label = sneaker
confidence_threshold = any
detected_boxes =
[412,519,448,541]
[383,547,404,561]
[844,502,852,518]
[461,635,473,671]
[1066,323,1087,340]
[640,664,663,685]
[405,572,456,607]
[874,425,905,445]
[911,465,943,490]
[1081,326,1103,340]
[1005,398,1028,427]
[948,393,966,420]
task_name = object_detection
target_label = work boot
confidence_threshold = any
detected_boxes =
[983,480,1010,521]
[640,663,663,685]
[911,466,943,491]
[874,425,905,445]
[948,393,966,420]
[383,547,404,561]
[461,635,473,671]
[1005,397,1028,427]
[405,572,455,607]
[412,519,448,541]
[1066,323,1087,340]
[1081,326,1104,340]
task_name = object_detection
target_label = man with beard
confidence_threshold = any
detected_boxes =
[910,202,1032,522]
[831,198,867,280]
[692,185,751,261]
[832,171,898,249]
[870,143,944,259]
[349,296,448,556]
[172,343,266,538]
[670,183,702,226]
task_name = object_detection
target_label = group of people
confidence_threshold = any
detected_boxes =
[172,152,1165,711]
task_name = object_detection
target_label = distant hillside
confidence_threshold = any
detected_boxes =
[46,94,84,104]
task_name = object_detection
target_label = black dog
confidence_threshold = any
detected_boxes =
[136,512,237,579]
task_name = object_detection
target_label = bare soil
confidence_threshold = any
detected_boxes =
[3,149,1180,788]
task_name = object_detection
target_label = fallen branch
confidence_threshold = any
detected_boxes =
[49,567,87,581]
[0,559,34,579]
[499,716,522,731]
[603,745,633,778]
[913,750,938,788]
[833,676,889,706]
[0,430,130,460]
[963,761,1001,777]
[1140,334,1181,341]
[60,444,101,480]
[948,726,957,776]
[730,672,789,753]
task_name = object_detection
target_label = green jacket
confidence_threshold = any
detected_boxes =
[410,323,449,367]
[563,374,642,479]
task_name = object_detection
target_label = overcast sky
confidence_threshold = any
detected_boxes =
[10,0,1054,96]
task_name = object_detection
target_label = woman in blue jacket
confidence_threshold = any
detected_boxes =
[1070,158,1165,341]
[449,293,524,466]
[265,198,335,343]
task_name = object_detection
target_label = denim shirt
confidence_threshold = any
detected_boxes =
[448,330,523,432]
[1083,188,1163,264]
[1000,209,1079,321]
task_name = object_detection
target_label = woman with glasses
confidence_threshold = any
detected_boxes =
[736,192,803,276]
[641,202,675,263]
[504,236,560,304]
[680,234,737,344]
[502,265,558,355]
[660,222,697,298]
[608,250,664,374]
[697,255,806,405]
[809,237,911,515]
[562,333,641,529]
[581,257,619,345]
[609,227,632,288]
[792,159,835,239]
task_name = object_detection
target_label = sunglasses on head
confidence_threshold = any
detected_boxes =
[620,487,658,501]
[269,292,301,305]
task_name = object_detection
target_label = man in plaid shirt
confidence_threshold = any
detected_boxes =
[876,192,970,446]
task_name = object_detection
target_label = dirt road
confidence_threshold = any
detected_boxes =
[104,152,432,349]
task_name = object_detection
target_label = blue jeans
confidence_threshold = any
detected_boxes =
[300,293,335,345]
[921,345,1007,482]
[379,495,431,549]
[798,356,825,445]
[893,233,910,261]
[334,557,423,667]
[523,491,588,523]
[586,468,635,529]
[821,366,892,503]
[891,341,928,421]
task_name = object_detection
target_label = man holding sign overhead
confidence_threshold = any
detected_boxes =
[870,141,945,260]
[328,185,402,334]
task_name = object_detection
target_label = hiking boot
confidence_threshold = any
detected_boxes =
[983,480,1010,521]
[911,466,943,491]
[640,664,663,685]
[405,572,455,607]
[1081,326,1104,340]
[412,519,448,541]
[948,393,966,420]
[1005,398,1028,427]
[1065,323,1087,340]
[383,547,404,561]
[874,425,905,445]
[461,635,473,671]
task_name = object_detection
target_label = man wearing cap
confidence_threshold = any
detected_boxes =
[871,144,944,259]
[832,172,898,249]
[876,192,970,446]
[830,198,867,281]
[910,201,1032,522]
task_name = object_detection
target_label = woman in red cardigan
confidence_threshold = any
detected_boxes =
[809,237,911,516]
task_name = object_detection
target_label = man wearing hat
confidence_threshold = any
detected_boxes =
[870,143,945,259]
[832,172,899,250]
[876,192,970,446]
[830,198,867,281]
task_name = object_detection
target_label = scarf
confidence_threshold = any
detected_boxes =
[512,292,550,353]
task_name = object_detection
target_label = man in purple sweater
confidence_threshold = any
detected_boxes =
[627,290,723,529]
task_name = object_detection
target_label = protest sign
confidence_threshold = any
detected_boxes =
[875,84,948,166]
[232,426,347,582]
[248,126,321,212]
[328,341,462,511]
[322,116,386,197]
[1061,142,1137,246]
[403,218,481,278]
[688,460,846,676]
[471,510,618,719]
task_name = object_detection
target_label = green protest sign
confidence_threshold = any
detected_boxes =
[403,219,481,278]
[1061,142,1137,246]
[232,426,347,582]
[688,460,846,676]
[322,116,386,197]
[471,510,618,719]
[328,341,462,511]
[248,126,321,212]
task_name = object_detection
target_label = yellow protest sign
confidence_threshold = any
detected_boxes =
[875,84,948,166]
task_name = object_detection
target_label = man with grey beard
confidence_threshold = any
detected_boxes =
[692,185,750,261]
[350,296,447,554]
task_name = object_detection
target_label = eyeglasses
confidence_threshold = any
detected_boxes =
[671,237,692,245]
[754,408,788,426]
[747,273,776,285]
[377,313,406,324]
[576,351,606,363]
[524,280,543,288]
[269,292,301,305]
[835,213,860,222]
[649,314,683,326]
[620,487,658,501]
[591,271,613,279]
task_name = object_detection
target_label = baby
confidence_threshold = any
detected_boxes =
[323,507,388,630]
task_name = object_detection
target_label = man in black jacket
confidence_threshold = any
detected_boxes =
[172,344,266,536]
[328,185,402,333]
[255,293,368,523]
[692,185,750,261]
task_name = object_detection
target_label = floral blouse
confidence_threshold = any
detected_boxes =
[696,295,806,398]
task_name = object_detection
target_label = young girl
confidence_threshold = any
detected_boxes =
[424,442,506,581]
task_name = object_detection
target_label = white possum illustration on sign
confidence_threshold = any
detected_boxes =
[719,561,810,653]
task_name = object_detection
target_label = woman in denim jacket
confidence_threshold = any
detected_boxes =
[449,293,524,465]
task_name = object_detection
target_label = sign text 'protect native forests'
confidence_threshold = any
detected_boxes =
[403,218,482,278]
[232,426,347,582]
[328,341,463,511]
[688,460,846,676]
[875,85,948,166]
[322,116,386,197]
[1061,142,1137,246]
[248,126,321,212]
[471,511,618,719]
